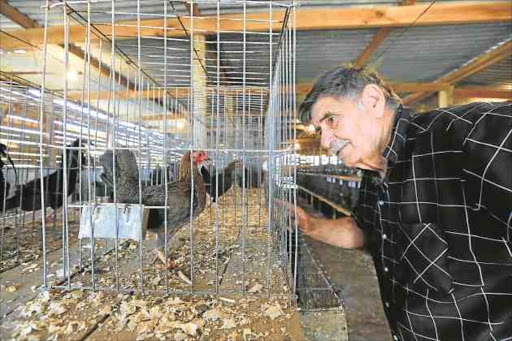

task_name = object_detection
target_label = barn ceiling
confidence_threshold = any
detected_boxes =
[1,0,511,155]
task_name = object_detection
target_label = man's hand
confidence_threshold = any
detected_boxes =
[274,199,364,248]
[274,199,316,235]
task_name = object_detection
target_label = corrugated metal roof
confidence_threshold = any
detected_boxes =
[0,15,23,30]
[458,55,512,89]
[296,29,379,83]
[367,22,512,82]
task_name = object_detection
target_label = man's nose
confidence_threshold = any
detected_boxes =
[320,129,335,150]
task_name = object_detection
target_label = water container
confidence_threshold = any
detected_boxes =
[78,204,149,242]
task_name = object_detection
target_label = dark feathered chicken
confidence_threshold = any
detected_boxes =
[201,160,239,203]
[2,139,85,213]
[237,166,263,188]
[1,143,15,212]
[99,149,142,203]
[149,165,177,186]
[99,150,209,268]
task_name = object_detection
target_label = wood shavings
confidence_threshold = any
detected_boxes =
[180,322,200,336]
[263,304,284,320]
[219,297,236,304]
[248,283,263,293]
[3,189,309,341]
[203,308,224,321]
[173,331,188,341]
[177,270,192,285]
[6,285,17,292]
[243,328,253,341]
[221,317,237,329]
[48,302,67,316]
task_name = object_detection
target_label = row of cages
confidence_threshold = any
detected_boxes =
[0,0,344,310]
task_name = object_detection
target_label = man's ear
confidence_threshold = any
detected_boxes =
[361,84,386,118]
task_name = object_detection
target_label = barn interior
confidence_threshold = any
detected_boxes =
[0,1,511,340]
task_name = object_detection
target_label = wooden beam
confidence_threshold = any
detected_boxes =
[404,40,512,105]
[296,82,452,96]
[438,86,454,107]
[354,27,391,66]
[131,113,182,122]
[1,2,511,49]
[0,0,39,29]
[454,87,512,99]
[66,87,266,101]
[184,2,201,17]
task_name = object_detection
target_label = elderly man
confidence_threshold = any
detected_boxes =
[295,66,512,340]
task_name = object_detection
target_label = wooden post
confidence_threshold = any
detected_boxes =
[192,35,207,149]
[438,85,454,107]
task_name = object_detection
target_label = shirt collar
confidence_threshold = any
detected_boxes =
[382,104,413,167]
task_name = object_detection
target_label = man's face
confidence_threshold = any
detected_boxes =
[311,95,382,168]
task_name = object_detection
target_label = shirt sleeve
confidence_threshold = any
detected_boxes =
[461,103,512,228]
[351,173,379,255]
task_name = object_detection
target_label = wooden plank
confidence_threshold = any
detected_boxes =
[0,0,39,29]
[438,86,454,107]
[65,87,266,102]
[0,240,83,319]
[354,28,391,67]
[454,87,512,99]
[184,1,202,17]
[1,2,511,49]
[404,40,512,105]
[296,82,451,96]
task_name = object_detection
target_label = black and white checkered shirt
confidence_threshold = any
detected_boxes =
[352,102,512,341]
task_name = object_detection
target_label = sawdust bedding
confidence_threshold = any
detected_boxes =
[1,188,305,341]
[0,210,81,273]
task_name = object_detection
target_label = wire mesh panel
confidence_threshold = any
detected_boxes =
[0,0,307,303]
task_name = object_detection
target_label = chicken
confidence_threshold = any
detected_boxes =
[237,166,263,188]
[99,149,142,203]
[2,139,85,213]
[201,160,239,203]
[1,143,15,212]
[99,150,209,268]
[148,165,177,186]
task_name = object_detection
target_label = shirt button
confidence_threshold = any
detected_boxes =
[382,234,387,240]
[384,267,389,272]
[378,200,385,206]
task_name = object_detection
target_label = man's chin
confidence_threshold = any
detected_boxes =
[337,152,361,168]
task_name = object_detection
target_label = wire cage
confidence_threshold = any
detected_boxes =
[0,0,309,302]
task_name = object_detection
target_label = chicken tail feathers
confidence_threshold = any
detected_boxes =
[2,194,20,212]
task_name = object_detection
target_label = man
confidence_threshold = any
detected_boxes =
[294,66,512,340]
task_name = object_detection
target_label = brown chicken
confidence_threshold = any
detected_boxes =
[99,150,209,268]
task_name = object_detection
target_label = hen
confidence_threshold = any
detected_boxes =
[99,150,209,268]
[237,166,263,189]
[201,160,239,203]
[2,139,85,213]
[1,143,15,212]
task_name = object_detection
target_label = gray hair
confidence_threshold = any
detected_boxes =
[298,65,402,123]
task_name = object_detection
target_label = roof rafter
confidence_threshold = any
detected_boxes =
[403,40,512,105]
[0,0,39,29]
[354,27,391,67]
